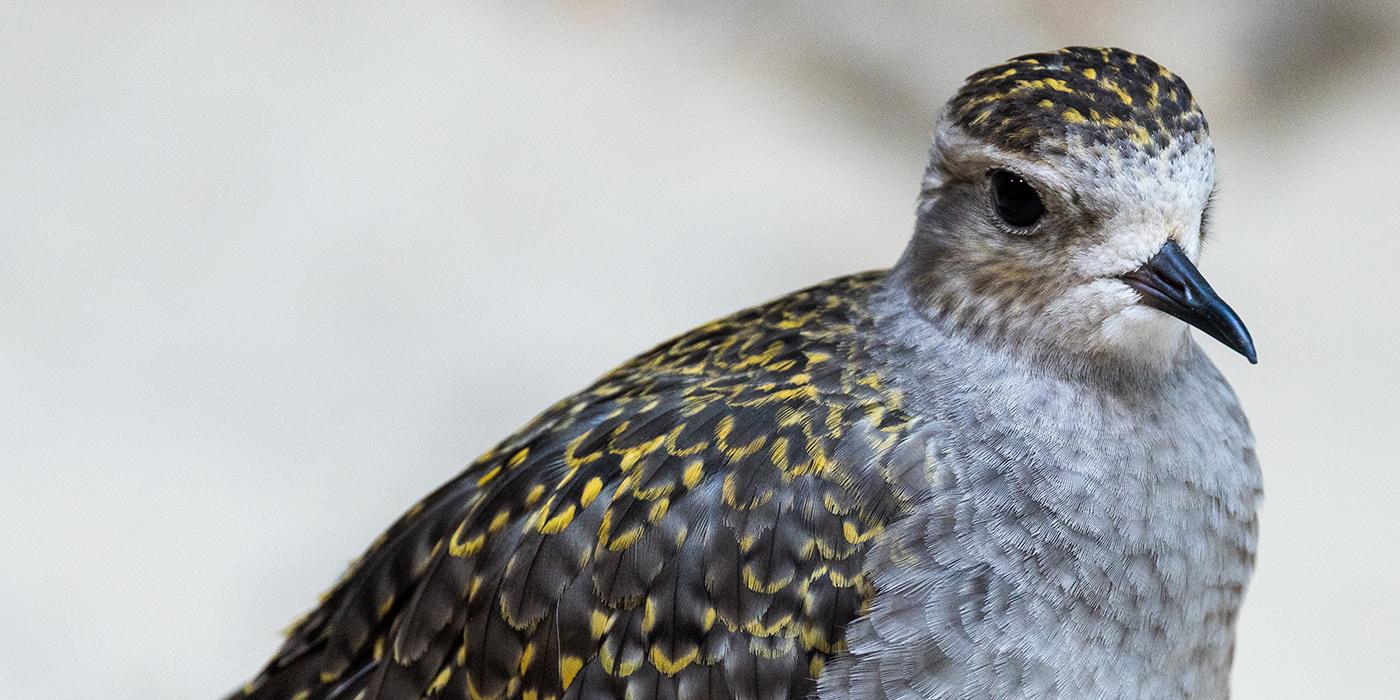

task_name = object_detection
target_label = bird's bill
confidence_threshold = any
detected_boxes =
[1120,241,1257,364]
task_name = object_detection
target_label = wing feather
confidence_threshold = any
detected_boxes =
[231,272,933,700]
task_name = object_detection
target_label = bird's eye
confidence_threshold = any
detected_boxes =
[990,169,1044,229]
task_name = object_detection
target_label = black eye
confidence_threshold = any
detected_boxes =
[990,169,1044,229]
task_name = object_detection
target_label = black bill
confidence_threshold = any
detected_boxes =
[1121,241,1257,364]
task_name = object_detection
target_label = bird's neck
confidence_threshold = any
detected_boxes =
[852,269,1260,697]
[874,262,1194,389]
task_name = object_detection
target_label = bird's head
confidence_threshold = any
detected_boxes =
[899,46,1255,371]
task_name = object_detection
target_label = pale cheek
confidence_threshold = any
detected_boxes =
[1040,279,1134,332]
[1099,304,1183,350]
[1092,283,1188,363]
[1043,280,1182,353]
[1073,229,1170,278]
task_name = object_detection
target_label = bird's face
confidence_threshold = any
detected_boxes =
[902,47,1254,369]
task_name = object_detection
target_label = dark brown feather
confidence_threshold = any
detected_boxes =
[230,272,930,700]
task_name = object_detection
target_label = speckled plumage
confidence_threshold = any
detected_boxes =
[949,46,1207,155]
[232,47,1260,700]
[235,274,935,700]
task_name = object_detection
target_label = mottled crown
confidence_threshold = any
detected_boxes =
[949,46,1207,154]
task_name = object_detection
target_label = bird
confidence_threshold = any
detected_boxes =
[230,46,1260,700]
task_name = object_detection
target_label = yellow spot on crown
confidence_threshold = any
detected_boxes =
[1102,79,1133,105]
[1062,108,1087,124]
[1082,67,1097,79]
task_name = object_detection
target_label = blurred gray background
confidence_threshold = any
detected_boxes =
[3,2,1398,698]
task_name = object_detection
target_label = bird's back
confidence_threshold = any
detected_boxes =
[232,272,934,700]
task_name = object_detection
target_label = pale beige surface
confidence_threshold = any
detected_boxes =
[2,2,1398,698]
